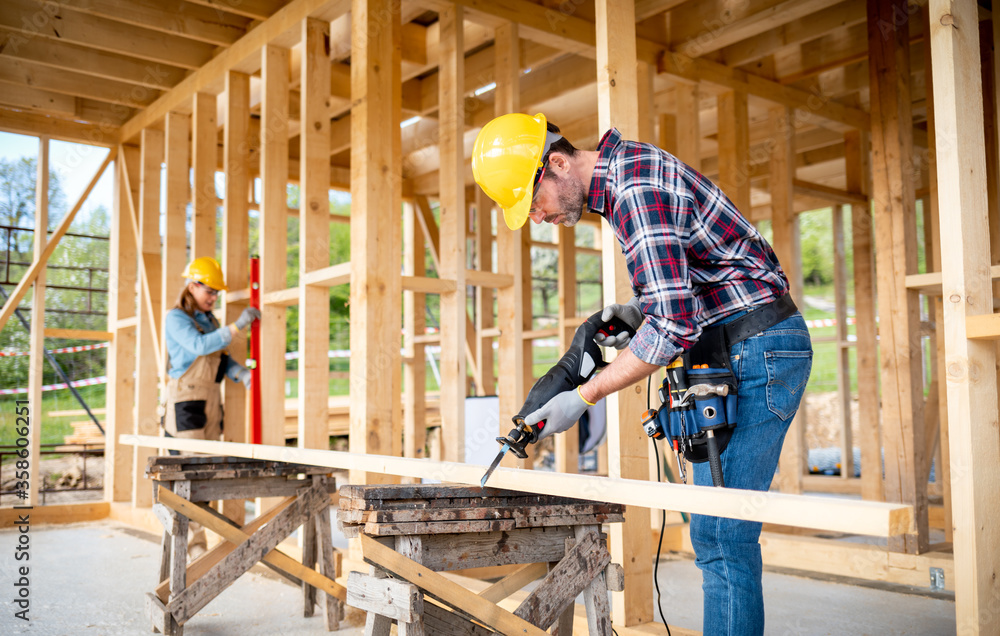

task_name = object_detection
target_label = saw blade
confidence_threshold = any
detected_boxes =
[480,443,509,488]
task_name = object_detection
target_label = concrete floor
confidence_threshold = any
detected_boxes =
[0,519,955,635]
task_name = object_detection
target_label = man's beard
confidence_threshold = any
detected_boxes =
[546,171,587,226]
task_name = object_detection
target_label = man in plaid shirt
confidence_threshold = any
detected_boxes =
[474,113,812,635]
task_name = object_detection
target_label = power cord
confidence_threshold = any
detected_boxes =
[648,375,672,636]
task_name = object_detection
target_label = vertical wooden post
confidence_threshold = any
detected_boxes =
[192,93,217,260]
[134,127,164,508]
[106,146,139,503]
[674,82,700,169]
[494,21,527,463]
[769,106,805,494]
[658,113,677,155]
[929,0,1000,630]
[844,130,882,501]
[404,202,427,460]
[26,136,47,505]
[438,3,466,463]
[717,91,750,213]
[833,204,853,479]
[867,0,927,554]
[164,113,190,372]
[222,72,250,525]
[475,190,496,396]
[555,224,578,474]
[260,45,290,451]
[299,18,332,452]
[350,0,402,483]
[595,0,652,625]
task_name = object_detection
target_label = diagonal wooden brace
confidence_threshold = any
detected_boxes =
[513,530,611,630]
[158,483,346,625]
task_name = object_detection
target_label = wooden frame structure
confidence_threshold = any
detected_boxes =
[2,0,1000,631]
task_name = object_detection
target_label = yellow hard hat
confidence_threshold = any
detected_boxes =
[182,256,228,291]
[472,112,562,230]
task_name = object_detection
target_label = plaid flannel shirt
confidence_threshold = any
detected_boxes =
[588,128,789,366]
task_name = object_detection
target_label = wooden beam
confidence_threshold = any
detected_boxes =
[0,105,116,147]
[673,81,701,169]
[349,0,402,483]
[222,71,250,461]
[438,2,467,462]
[929,0,1000,630]
[192,92,217,260]
[474,189,496,396]
[298,17,331,453]
[717,91,751,213]
[0,149,115,332]
[123,435,916,539]
[555,224,579,475]
[260,44,290,451]
[0,57,163,108]
[163,111,190,384]
[117,0,351,142]
[793,179,867,206]
[867,0,927,554]
[43,328,113,341]
[403,202,428,460]
[26,136,47,505]
[832,203,853,480]
[845,130,881,502]
[595,0,652,626]
[302,263,351,288]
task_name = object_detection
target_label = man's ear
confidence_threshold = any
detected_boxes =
[547,152,570,174]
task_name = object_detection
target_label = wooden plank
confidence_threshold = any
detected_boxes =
[672,81,701,169]
[347,571,423,623]
[260,44,289,451]
[438,2,467,462]
[479,562,548,603]
[669,0,833,56]
[26,136,47,505]
[555,223,579,474]
[574,524,612,635]
[0,149,114,332]
[513,530,610,629]
[302,263,351,287]
[191,92,217,260]
[464,269,513,289]
[105,147,137,504]
[134,129,164,509]
[164,111,190,390]
[360,534,548,636]
[844,130,881,501]
[298,17,331,452]
[118,0,350,142]
[423,600,493,636]
[124,434,915,538]
[0,57,162,108]
[930,1,1000,627]
[832,203,853,480]
[42,328,113,340]
[0,105,116,147]
[222,71,250,468]
[349,0,402,484]
[718,91,751,218]
[595,0,652,626]
[867,0,927,554]
[404,203,428,460]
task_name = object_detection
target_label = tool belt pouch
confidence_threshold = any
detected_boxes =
[673,324,738,464]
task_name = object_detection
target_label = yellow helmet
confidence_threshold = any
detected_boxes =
[472,112,562,230]
[182,256,228,291]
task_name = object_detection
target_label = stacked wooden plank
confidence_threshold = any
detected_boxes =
[63,420,106,445]
[338,483,624,538]
[147,455,332,481]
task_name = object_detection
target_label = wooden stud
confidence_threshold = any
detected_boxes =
[845,130,881,502]
[833,204,853,479]
[475,190,496,396]
[404,202,428,460]
[26,136,47,505]
[673,81,701,169]
[493,21,528,469]
[192,92,217,261]
[106,147,137,503]
[163,111,190,375]
[717,91,751,215]
[350,0,403,483]
[595,0,653,625]
[260,44,290,458]
[867,0,927,554]
[299,18,331,452]
[928,0,1000,630]
[132,128,163,510]
[438,3,467,462]
[555,224,579,475]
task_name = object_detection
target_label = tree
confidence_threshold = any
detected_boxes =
[0,156,67,250]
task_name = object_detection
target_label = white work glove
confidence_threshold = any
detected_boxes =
[234,307,261,331]
[236,366,252,389]
[524,388,592,441]
[594,297,644,350]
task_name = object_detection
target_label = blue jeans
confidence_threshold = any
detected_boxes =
[689,311,812,636]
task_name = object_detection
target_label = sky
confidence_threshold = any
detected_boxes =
[0,131,115,232]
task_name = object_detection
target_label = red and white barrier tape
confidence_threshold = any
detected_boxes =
[0,341,110,358]
[0,375,108,395]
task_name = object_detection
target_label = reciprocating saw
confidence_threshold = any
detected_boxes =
[480,308,635,487]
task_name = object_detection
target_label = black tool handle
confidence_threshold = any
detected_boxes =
[706,431,725,487]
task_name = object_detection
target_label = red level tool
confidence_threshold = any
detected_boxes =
[249,256,262,445]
